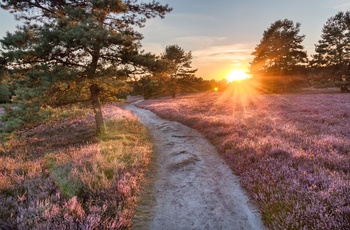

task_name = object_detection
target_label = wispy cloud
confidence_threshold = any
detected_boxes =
[174,36,227,50]
[323,0,350,10]
[192,43,253,65]
[333,2,350,10]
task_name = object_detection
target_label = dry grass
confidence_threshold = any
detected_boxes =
[137,87,350,230]
[0,103,153,229]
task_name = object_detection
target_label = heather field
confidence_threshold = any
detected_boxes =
[138,88,350,229]
[0,104,152,229]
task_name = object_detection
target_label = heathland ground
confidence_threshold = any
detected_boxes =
[136,89,350,229]
[0,104,153,228]
[1,88,349,229]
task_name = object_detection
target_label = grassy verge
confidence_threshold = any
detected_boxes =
[131,137,158,230]
[0,104,153,229]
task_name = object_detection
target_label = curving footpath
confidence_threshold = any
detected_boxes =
[126,102,265,230]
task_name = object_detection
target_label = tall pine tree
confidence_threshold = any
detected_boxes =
[312,11,350,91]
[0,0,172,133]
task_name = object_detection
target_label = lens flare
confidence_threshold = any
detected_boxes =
[227,69,250,82]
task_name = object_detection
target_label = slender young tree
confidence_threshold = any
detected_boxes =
[0,0,172,133]
[250,19,307,77]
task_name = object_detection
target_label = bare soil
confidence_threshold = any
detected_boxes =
[126,101,265,230]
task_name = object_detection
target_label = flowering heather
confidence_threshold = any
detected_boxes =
[138,89,350,229]
[0,104,152,229]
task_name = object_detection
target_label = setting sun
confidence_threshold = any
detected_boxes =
[227,69,250,82]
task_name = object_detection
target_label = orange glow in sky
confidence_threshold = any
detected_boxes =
[226,69,251,82]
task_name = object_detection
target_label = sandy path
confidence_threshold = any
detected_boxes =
[126,102,265,230]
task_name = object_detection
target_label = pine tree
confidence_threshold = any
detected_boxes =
[312,11,350,91]
[0,0,172,133]
[160,44,197,98]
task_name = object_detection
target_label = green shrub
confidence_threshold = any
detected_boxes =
[0,81,11,103]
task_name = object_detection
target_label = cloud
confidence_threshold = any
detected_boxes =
[192,43,253,65]
[173,36,227,50]
[333,2,350,10]
[323,0,350,10]
[141,35,234,56]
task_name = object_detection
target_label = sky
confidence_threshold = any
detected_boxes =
[1,0,350,80]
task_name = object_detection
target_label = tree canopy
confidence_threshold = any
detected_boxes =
[250,19,308,78]
[0,0,172,133]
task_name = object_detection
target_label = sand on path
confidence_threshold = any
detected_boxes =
[126,102,265,230]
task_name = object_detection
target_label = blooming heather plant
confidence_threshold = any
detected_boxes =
[138,90,350,229]
[0,104,152,229]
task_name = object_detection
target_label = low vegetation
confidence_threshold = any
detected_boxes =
[0,104,152,229]
[138,89,350,229]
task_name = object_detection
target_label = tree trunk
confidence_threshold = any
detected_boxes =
[171,80,177,98]
[89,84,106,134]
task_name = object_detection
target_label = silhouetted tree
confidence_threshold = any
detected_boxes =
[0,0,172,133]
[250,19,308,78]
[311,11,350,91]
